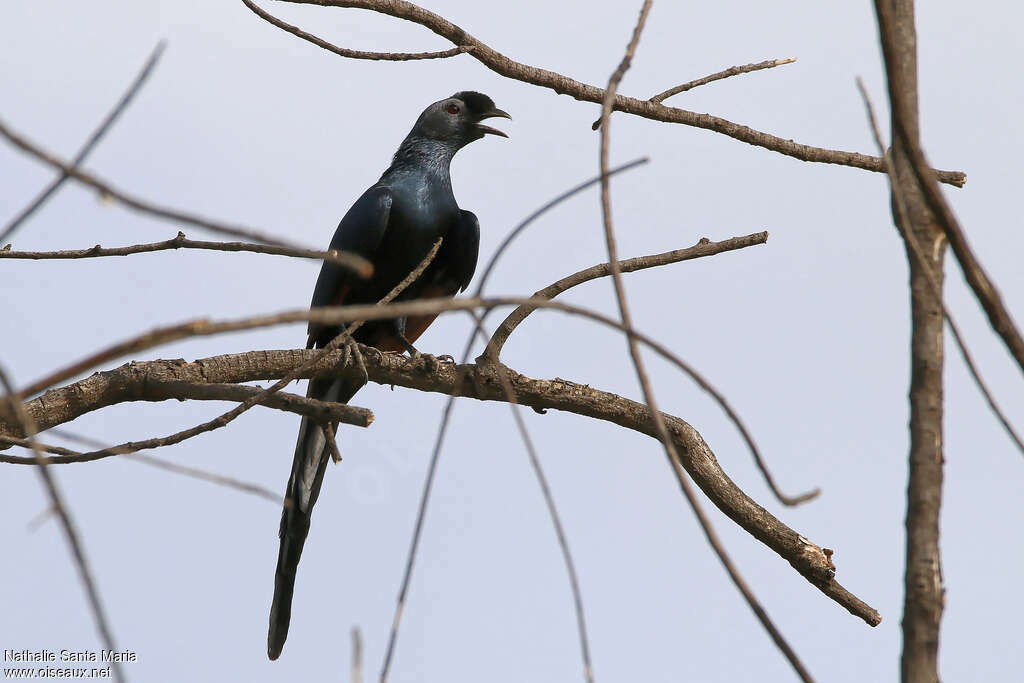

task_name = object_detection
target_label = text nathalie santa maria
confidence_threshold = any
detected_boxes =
[4,650,137,663]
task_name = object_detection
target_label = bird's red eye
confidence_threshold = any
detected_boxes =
[446,103,460,115]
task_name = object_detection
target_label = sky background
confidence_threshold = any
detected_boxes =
[2,1,1022,681]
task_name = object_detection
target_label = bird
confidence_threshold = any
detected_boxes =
[268,91,510,660]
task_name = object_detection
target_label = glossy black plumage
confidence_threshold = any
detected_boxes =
[268,91,508,660]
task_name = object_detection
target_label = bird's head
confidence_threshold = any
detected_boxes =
[412,91,511,148]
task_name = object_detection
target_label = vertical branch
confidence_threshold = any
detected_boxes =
[873,2,946,681]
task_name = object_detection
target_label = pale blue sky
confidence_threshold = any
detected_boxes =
[2,1,1022,681]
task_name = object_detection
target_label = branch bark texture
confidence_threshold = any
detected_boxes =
[874,2,946,680]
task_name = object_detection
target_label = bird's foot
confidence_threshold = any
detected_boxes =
[412,352,454,374]
[340,336,369,385]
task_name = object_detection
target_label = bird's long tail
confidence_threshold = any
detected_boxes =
[268,375,363,660]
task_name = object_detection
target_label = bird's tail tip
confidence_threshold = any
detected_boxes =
[267,587,292,660]
[268,530,302,661]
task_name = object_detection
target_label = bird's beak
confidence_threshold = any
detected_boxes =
[474,108,511,138]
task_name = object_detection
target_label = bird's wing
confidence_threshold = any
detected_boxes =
[453,209,481,293]
[307,185,393,341]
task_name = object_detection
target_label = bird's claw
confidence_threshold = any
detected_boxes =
[411,352,453,374]
[341,336,369,385]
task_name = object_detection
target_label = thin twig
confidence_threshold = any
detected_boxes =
[855,80,1023,455]
[351,627,364,683]
[471,158,648,293]
[322,422,343,463]
[487,234,764,355]
[594,57,799,130]
[277,0,964,186]
[0,116,360,261]
[242,0,468,61]
[0,365,124,683]
[650,58,796,103]
[48,428,284,503]
[0,434,82,457]
[490,336,594,682]
[0,231,372,277]
[598,4,814,681]
[0,42,166,244]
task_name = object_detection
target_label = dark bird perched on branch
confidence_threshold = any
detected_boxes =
[268,91,510,660]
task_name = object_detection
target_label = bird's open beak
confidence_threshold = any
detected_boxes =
[474,108,511,138]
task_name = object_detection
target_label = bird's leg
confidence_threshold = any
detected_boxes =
[391,317,421,358]
[389,318,455,372]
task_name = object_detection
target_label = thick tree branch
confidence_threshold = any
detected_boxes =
[274,0,965,186]
[872,2,946,681]
[875,7,1024,374]
[0,347,881,627]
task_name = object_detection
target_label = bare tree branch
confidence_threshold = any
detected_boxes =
[871,3,947,681]
[593,57,799,130]
[0,231,372,277]
[0,364,124,683]
[1,347,881,626]
[650,57,797,104]
[874,5,1024,375]
[273,0,965,187]
[0,42,165,244]
[487,233,765,355]
[242,0,468,60]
